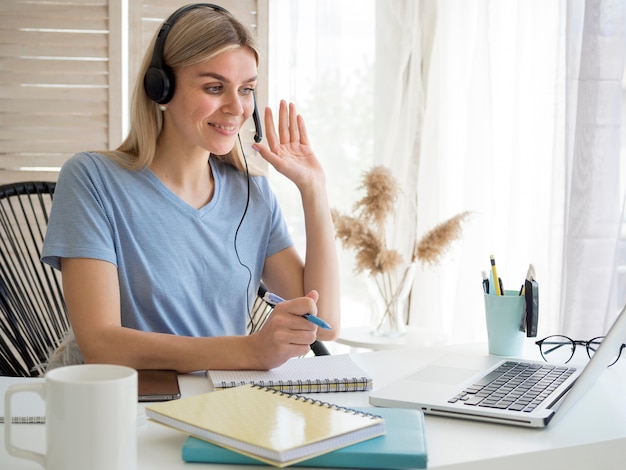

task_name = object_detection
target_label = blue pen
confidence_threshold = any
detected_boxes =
[262,292,332,329]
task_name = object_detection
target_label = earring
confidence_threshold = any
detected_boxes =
[159,105,167,111]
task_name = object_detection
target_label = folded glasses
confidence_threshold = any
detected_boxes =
[535,335,625,367]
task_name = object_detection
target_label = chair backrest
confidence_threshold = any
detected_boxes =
[0,181,68,376]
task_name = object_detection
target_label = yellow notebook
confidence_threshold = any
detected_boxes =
[145,384,385,468]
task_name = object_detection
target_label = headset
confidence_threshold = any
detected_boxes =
[143,3,262,143]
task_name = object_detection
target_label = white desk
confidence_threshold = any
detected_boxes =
[335,325,447,350]
[3,343,626,469]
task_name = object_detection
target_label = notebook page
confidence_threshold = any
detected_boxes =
[206,354,372,393]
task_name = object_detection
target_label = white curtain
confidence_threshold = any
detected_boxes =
[563,0,626,336]
[266,0,625,340]
[376,0,625,343]
[374,1,425,262]
[267,0,379,330]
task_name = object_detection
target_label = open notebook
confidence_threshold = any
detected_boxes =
[206,354,372,393]
[370,302,626,428]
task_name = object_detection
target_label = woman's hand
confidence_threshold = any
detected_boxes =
[252,100,325,192]
[247,291,320,370]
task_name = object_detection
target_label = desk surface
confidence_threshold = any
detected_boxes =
[3,342,626,470]
[335,325,447,350]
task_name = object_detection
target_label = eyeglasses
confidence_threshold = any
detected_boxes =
[535,335,626,367]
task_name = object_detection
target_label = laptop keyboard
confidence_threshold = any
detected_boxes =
[448,361,577,412]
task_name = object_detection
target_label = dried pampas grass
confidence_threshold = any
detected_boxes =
[332,166,470,277]
[353,165,399,228]
[413,211,472,266]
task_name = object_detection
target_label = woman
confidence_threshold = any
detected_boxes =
[42,4,340,372]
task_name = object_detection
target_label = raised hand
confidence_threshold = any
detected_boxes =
[252,100,325,191]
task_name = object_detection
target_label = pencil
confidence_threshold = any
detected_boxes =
[490,255,502,296]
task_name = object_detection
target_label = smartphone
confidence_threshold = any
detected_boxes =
[137,369,181,402]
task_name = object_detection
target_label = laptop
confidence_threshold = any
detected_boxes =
[369,303,626,428]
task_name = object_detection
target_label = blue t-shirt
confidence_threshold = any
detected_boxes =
[42,152,292,337]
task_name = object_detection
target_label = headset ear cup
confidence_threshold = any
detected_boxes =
[144,4,231,105]
[144,65,174,104]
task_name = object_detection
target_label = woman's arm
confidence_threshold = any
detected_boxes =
[61,257,318,372]
[254,101,341,341]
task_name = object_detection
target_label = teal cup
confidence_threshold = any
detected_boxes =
[483,290,525,356]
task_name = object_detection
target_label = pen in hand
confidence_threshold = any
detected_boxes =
[262,292,332,329]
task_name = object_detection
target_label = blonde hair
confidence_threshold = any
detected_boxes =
[104,7,259,172]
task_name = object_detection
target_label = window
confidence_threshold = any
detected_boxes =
[267,0,376,327]
[618,66,626,309]
[0,0,112,184]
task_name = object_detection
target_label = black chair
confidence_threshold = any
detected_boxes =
[0,181,67,376]
[0,181,327,377]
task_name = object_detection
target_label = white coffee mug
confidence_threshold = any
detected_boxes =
[4,364,138,470]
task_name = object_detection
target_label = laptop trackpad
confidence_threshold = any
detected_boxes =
[407,366,480,385]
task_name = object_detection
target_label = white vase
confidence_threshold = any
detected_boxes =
[368,263,416,337]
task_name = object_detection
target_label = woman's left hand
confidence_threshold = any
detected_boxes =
[252,100,325,191]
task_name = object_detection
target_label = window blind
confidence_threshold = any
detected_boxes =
[0,0,111,184]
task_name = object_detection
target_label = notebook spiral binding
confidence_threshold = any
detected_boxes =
[221,376,371,394]
[0,416,46,424]
[251,384,383,420]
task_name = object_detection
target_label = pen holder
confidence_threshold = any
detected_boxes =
[483,291,525,356]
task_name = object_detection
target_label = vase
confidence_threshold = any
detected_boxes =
[368,263,416,337]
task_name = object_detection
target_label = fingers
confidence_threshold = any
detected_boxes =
[259,305,317,355]
[297,114,310,146]
[278,100,300,144]
[287,102,300,144]
[263,106,279,150]
[278,100,290,144]
[263,100,305,150]
[305,289,319,303]
[248,328,312,370]
[275,295,318,330]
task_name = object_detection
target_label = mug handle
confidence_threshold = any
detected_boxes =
[4,382,46,467]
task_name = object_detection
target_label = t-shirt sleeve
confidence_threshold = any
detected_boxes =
[41,153,118,270]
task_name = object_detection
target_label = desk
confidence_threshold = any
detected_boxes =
[335,325,447,350]
[3,344,626,469]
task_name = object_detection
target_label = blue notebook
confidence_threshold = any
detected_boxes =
[181,407,427,469]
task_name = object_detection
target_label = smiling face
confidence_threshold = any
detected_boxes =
[160,47,258,156]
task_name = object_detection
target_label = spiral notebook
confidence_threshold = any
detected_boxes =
[206,354,373,393]
[181,407,427,469]
[145,384,385,468]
